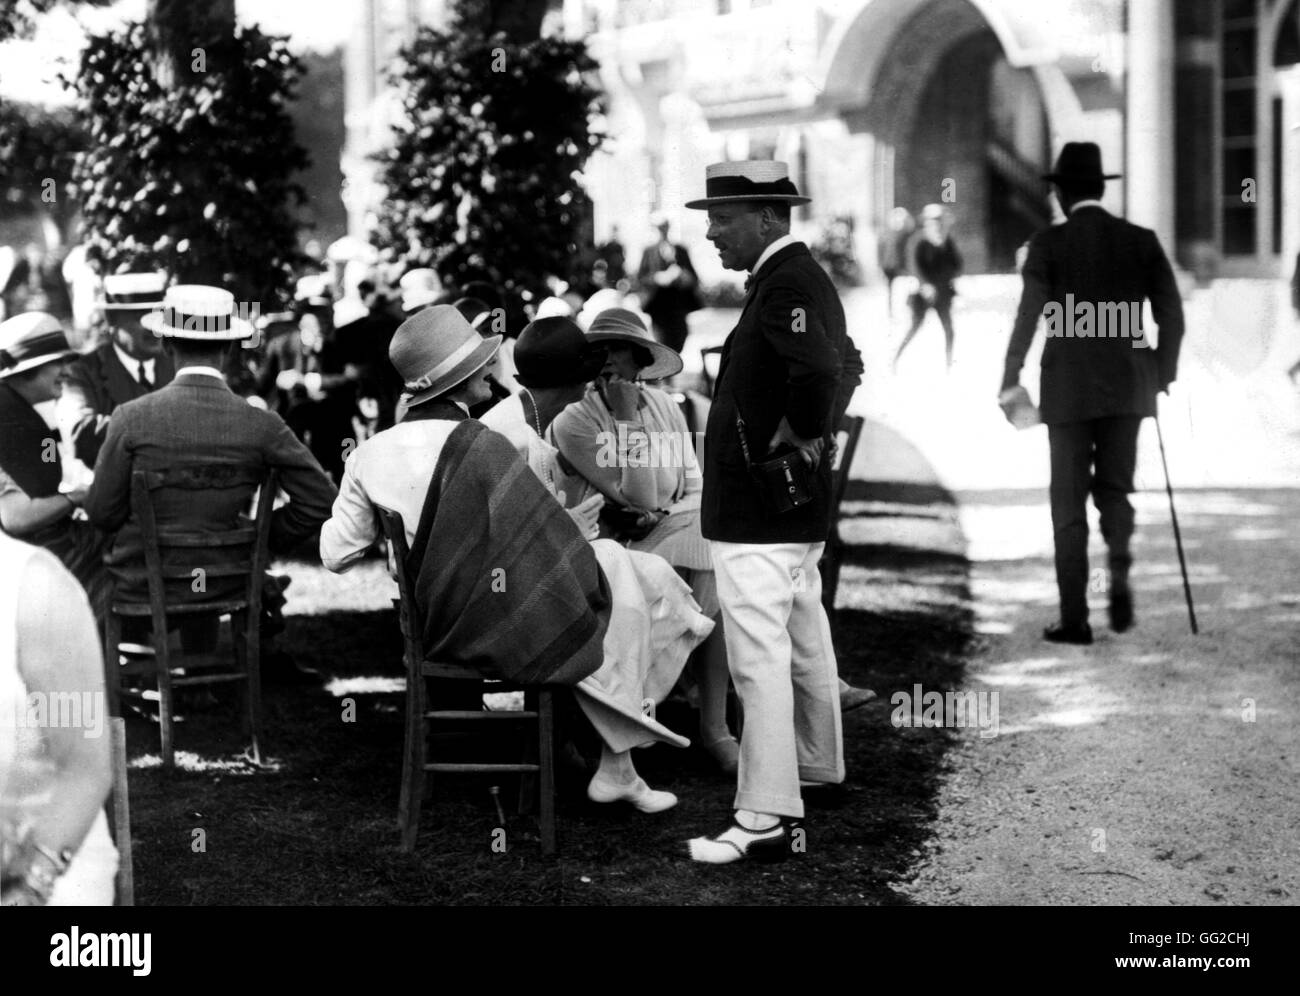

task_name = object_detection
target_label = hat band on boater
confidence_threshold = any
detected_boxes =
[161,307,232,333]
[106,291,165,308]
[702,175,802,200]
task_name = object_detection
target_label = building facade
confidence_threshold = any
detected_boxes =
[344,0,1300,306]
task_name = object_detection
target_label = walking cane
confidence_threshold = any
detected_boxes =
[1154,412,1198,634]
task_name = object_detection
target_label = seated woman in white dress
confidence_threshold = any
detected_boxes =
[491,312,739,773]
[1,532,117,906]
[322,306,712,814]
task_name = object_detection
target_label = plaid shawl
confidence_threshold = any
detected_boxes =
[408,418,610,685]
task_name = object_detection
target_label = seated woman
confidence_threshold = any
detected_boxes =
[545,309,739,772]
[321,306,711,813]
[1,532,118,905]
[0,313,109,620]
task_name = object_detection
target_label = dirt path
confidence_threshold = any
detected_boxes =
[893,487,1300,906]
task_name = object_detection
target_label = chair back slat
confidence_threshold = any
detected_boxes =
[128,469,278,613]
[137,465,268,492]
[829,415,864,512]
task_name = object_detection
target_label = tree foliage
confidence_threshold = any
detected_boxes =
[372,15,605,303]
[0,100,86,234]
[0,0,112,44]
[69,21,308,305]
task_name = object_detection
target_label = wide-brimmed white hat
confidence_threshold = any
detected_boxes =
[98,271,167,311]
[295,273,332,307]
[389,304,502,408]
[399,268,443,314]
[0,312,76,379]
[585,307,683,381]
[141,284,255,340]
[685,160,811,210]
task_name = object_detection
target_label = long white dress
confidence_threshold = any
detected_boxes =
[0,532,118,906]
[481,397,711,749]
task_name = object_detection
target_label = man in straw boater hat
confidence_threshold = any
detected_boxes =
[57,272,174,470]
[681,160,864,863]
[0,311,111,617]
[321,305,714,814]
[84,285,337,682]
[1001,142,1185,644]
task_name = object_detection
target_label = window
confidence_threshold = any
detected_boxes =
[1220,1,1259,256]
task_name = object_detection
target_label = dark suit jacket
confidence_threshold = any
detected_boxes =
[60,342,175,467]
[84,373,337,600]
[702,241,863,544]
[637,241,700,325]
[1002,206,1184,425]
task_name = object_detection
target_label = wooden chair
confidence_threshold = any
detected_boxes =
[103,468,278,769]
[819,415,865,617]
[375,506,557,856]
[107,716,133,906]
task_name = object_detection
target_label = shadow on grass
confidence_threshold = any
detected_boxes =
[124,484,974,905]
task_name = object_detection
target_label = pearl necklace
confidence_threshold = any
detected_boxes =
[523,389,556,492]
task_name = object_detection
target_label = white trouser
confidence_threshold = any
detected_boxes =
[710,541,844,819]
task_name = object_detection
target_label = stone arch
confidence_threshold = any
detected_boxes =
[815,0,1106,270]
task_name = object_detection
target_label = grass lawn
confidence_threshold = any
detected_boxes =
[121,485,972,905]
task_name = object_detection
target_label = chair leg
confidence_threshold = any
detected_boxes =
[103,612,122,720]
[232,610,263,766]
[153,622,174,770]
[538,689,556,857]
[398,674,427,852]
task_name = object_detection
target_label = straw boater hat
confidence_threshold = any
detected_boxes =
[0,312,76,379]
[1042,142,1121,183]
[294,273,332,308]
[140,284,255,340]
[585,307,683,380]
[684,160,811,210]
[389,304,502,408]
[99,271,167,312]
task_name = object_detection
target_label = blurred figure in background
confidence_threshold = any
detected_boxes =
[2,244,71,323]
[58,272,172,470]
[1287,249,1300,383]
[877,207,916,319]
[636,215,701,356]
[259,284,357,483]
[893,204,962,371]
[597,225,628,291]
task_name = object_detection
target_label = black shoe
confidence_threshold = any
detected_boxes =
[261,650,321,685]
[1108,586,1134,633]
[800,782,849,810]
[1043,622,1093,645]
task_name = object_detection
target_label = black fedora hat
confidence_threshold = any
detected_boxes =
[514,316,606,389]
[1042,142,1121,182]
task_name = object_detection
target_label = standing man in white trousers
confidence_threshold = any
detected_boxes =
[683,161,862,862]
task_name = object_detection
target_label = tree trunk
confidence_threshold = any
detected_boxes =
[146,0,236,87]
[453,0,550,40]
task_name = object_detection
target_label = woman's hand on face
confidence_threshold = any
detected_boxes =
[600,375,641,420]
